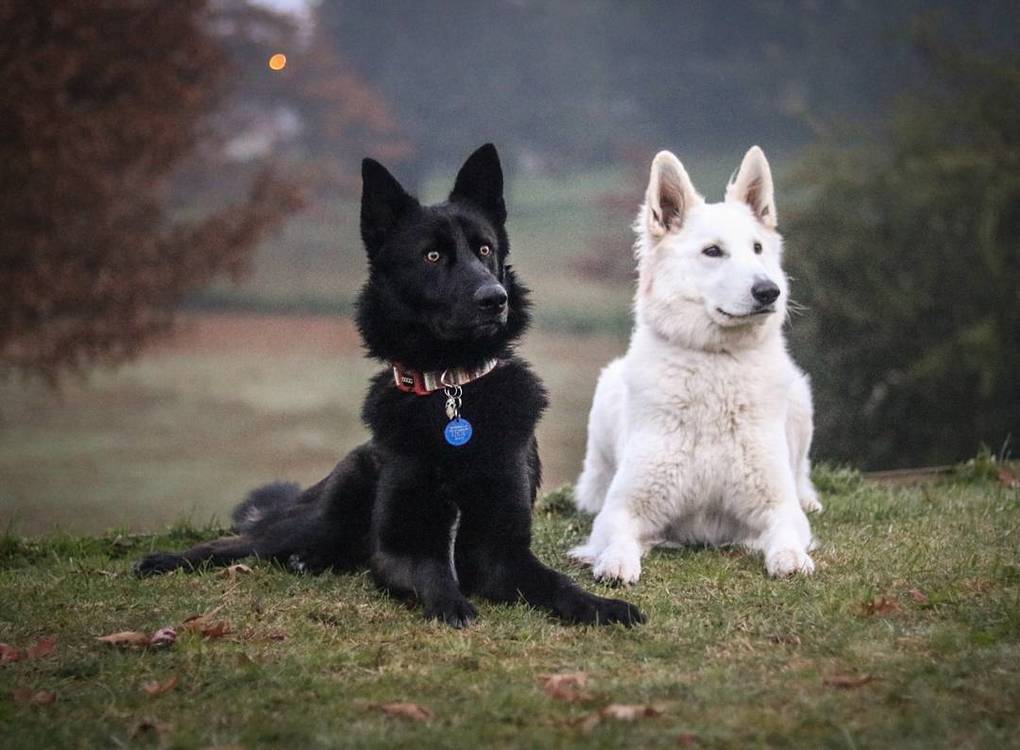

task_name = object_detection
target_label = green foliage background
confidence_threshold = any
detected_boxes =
[786,35,1020,468]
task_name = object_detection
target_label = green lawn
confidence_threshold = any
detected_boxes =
[2,463,1018,748]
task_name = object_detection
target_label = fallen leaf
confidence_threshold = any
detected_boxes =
[998,466,1019,489]
[376,702,433,721]
[540,671,589,702]
[97,631,153,648]
[25,636,57,659]
[861,596,900,616]
[181,605,232,639]
[192,620,231,640]
[149,627,177,649]
[142,675,179,696]
[824,674,874,689]
[13,688,57,705]
[600,704,662,721]
[769,633,802,646]
[908,588,929,604]
[676,733,699,747]
[221,564,253,581]
[0,643,23,663]
[575,704,662,733]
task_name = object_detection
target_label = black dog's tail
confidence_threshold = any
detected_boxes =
[231,481,303,535]
[136,442,379,577]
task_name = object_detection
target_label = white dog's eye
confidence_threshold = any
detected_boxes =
[702,245,723,258]
[479,244,492,257]
[425,250,441,263]
[753,242,763,255]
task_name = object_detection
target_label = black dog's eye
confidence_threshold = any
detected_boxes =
[425,250,441,263]
[753,242,763,255]
[479,244,492,257]
[702,245,723,258]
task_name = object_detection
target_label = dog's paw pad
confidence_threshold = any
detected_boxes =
[766,549,815,578]
[592,550,642,585]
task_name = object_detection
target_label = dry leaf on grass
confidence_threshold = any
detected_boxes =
[2,637,57,663]
[601,704,662,721]
[97,631,156,648]
[676,733,699,747]
[824,674,874,689]
[998,466,1019,489]
[540,671,590,702]
[576,704,662,732]
[142,675,179,696]
[182,617,232,639]
[908,588,929,604]
[861,596,900,616]
[220,564,253,581]
[182,604,232,640]
[25,636,57,659]
[97,627,176,649]
[13,688,57,705]
[376,702,433,721]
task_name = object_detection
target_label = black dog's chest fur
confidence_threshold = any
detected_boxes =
[364,357,547,462]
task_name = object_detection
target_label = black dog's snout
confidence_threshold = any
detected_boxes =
[474,284,508,312]
[751,279,780,306]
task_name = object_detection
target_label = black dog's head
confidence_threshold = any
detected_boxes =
[355,144,531,370]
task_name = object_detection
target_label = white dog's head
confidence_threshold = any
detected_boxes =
[634,146,787,352]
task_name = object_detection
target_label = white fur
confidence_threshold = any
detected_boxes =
[570,146,821,584]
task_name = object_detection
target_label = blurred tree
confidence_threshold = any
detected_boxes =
[786,27,1020,468]
[213,2,410,197]
[0,0,302,383]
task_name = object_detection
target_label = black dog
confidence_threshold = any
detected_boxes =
[136,144,644,628]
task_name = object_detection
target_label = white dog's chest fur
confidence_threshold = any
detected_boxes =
[617,330,797,544]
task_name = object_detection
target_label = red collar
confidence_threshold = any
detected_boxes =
[392,359,500,396]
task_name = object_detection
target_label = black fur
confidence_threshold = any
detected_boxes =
[135,144,644,628]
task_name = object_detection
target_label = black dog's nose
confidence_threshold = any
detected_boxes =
[474,284,508,311]
[751,279,780,306]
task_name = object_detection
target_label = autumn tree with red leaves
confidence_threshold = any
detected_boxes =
[0,0,302,382]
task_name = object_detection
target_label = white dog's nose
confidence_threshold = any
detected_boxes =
[751,279,780,306]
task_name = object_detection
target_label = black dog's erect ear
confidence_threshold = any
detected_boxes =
[449,143,506,225]
[361,158,417,255]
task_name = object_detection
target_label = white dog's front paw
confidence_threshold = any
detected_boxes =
[592,547,642,585]
[766,548,815,578]
[799,490,824,514]
[567,544,599,566]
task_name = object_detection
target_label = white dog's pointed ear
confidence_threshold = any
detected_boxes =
[645,151,702,239]
[725,146,777,229]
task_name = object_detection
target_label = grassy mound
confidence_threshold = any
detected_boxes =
[1,466,1018,748]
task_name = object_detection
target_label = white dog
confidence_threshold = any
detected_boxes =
[569,146,822,583]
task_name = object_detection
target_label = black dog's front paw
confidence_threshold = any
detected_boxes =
[134,553,189,578]
[559,593,646,627]
[423,596,479,629]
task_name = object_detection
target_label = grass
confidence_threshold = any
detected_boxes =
[1,466,1018,748]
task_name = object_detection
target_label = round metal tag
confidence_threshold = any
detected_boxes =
[444,417,473,446]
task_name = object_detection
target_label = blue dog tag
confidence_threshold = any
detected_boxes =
[444,417,473,446]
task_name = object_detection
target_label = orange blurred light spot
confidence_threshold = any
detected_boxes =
[268,53,287,71]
